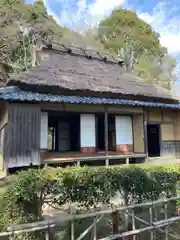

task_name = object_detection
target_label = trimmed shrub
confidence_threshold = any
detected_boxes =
[0,164,180,235]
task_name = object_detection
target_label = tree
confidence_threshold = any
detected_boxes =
[134,54,176,89]
[97,8,176,87]
[98,9,163,64]
[0,0,65,82]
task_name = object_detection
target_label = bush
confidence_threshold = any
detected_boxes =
[0,164,180,233]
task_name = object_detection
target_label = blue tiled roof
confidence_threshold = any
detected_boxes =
[0,90,180,109]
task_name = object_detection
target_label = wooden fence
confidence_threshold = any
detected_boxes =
[1,196,180,239]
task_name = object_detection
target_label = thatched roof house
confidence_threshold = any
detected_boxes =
[0,44,180,171]
[6,45,177,102]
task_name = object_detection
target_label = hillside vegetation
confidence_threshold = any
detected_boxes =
[0,0,66,82]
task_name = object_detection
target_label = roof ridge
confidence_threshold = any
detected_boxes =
[42,43,124,66]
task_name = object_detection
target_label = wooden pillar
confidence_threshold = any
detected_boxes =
[143,108,148,160]
[52,126,55,151]
[40,112,48,149]
[104,108,109,165]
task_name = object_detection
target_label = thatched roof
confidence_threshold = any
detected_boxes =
[7,45,176,101]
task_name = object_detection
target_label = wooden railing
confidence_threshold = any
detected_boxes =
[0,195,180,239]
[0,123,7,133]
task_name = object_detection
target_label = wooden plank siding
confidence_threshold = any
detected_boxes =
[133,114,145,153]
[147,109,180,158]
[0,102,8,172]
[4,103,41,168]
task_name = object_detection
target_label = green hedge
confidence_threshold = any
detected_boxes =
[0,164,180,230]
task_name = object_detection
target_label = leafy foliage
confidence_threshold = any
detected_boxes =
[0,164,180,231]
[0,0,66,81]
[97,8,176,87]
[98,9,162,57]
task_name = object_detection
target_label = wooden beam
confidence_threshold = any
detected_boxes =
[104,107,109,165]
[99,220,177,240]
[143,108,148,160]
[43,153,147,164]
[40,103,143,114]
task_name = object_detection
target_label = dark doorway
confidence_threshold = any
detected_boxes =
[96,115,105,151]
[48,112,80,152]
[96,114,116,152]
[147,124,160,157]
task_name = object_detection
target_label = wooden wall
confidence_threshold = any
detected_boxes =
[3,101,180,167]
[133,114,145,153]
[147,109,180,157]
[4,103,41,168]
[161,123,175,141]
[148,109,163,122]
[0,102,8,171]
[174,112,180,141]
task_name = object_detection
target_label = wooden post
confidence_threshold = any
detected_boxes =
[45,230,50,240]
[71,219,74,240]
[105,158,109,166]
[9,234,13,240]
[149,207,154,240]
[132,210,136,240]
[52,126,55,151]
[164,202,168,240]
[93,217,97,240]
[71,208,75,240]
[112,211,120,239]
[143,108,148,161]
[104,107,109,165]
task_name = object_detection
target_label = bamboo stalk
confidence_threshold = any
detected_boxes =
[45,230,50,240]
[99,220,178,240]
[124,210,179,240]
[71,219,74,240]
[76,216,103,240]
[149,207,154,240]
[154,215,180,226]
[93,217,97,240]
[121,209,179,240]
[153,204,157,239]
[132,209,136,240]
[164,202,168,240]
